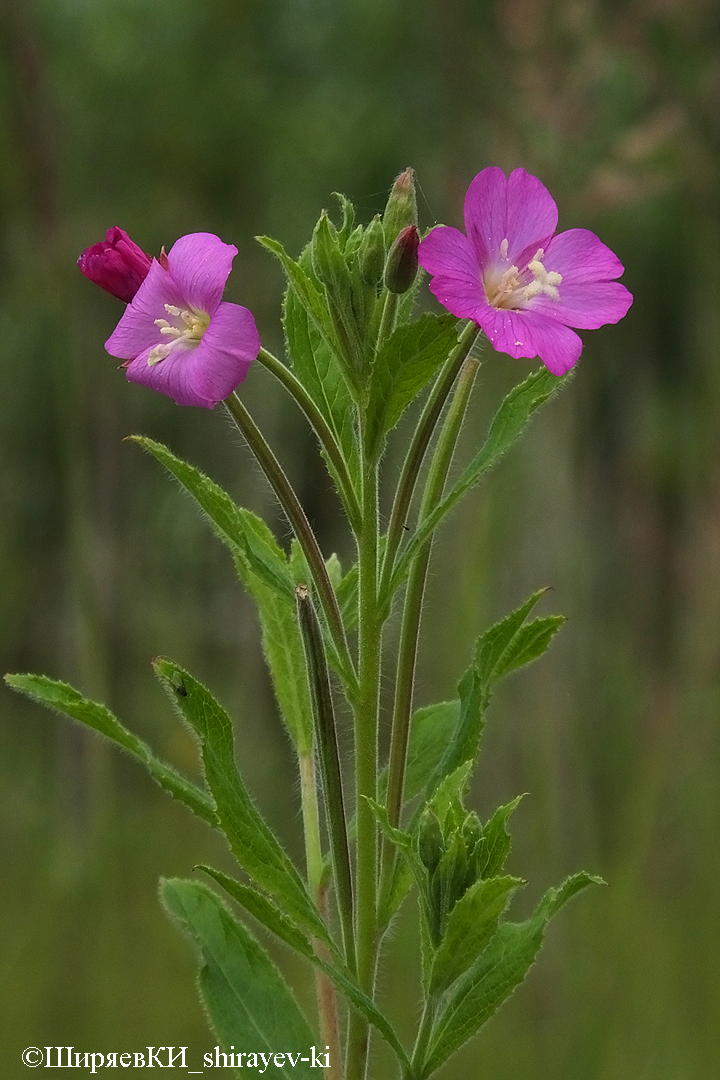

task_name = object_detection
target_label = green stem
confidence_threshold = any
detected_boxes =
[410,996,437,1078]
[298,750,342,1070]
[256,346,362,533]
[376,290,399,349]
[296,585,356,975]
[224,392,358,696]
[379,321,479,613]
[380,357,480,911]
[345,429,382,1080]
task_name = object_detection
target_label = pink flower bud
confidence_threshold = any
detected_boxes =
[78,227,152,303]
[384,224,420,294]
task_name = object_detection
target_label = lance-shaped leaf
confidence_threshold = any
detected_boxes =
[391,368,570,589]
[366,313,459,459]
[428,874,523,995]
[4,673,215,825]
[427,591,564,793]
[199,866,412,1071]
[257,234,338,355]
[153,658,329,944]
[283,247,360,490]
[162,880,317,1077]
[131,436,294,600]
[477,795,525,880]
[420,872,603,1078]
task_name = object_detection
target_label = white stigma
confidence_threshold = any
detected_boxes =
[148,303,210,366]
[523,248,562,302]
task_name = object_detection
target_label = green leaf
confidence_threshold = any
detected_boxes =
[428,591,563,793]
[257,234,337,353]
[366,313,459,458]
[478,795,525,880]
[392,368,569,587]
[196,865,316,960]
[162,880,317,1077]
[153,659,329,944]
[233,549,313,754]
[283,247,360,489]
[4,674,215,825]
[421,872,603,1077]
[428,875,523,995]
[131,436,294,600]
[404,702,460,802]
[197,869,411,1071]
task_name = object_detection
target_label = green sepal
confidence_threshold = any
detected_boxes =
[161,880,318,1077]
[419,873,604,1078]
[4,673,215,825]
[153,658,330,945]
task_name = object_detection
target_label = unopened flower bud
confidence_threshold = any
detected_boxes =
[359,215,385,287]
[417,809,444,874]
[384,225,419,294]
[78,227,151,303]
[383,167,418,245]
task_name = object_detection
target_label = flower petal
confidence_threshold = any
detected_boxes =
[476,306,583,375]
[166,233,237,314]
[124,342,215,408]
[464,167,558,267]
[182,302,260,403]
[105,259,186,359]
[418,225,480,281]
[427,274,487,321]
[530,281,633,329]
[543,228,625,283]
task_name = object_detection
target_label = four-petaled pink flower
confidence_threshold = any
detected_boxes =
[418,167,632,376]
[104,233,260,408]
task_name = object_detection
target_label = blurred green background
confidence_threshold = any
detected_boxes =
[2,0,719,1076]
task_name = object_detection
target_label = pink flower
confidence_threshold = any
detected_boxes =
[78,226,152,303]
[105,233,260,408]
[418,167,633,376]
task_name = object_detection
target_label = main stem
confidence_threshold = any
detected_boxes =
[224,392,357,695]
[381,357,480,904]
[345,427,381,1080]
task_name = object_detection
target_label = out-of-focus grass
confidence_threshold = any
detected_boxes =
[2,0,720,1076]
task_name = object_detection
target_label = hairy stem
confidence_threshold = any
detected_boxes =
[256,346,361,532]
[298,751,342,1070]
[380,357,480,911]
[379,321,479,613]
[345,430,381,1080]
[296,585,356,974]
[224,392,357,696]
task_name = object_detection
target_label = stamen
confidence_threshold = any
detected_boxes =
[500,238,509,259]
[147,305,210,366]
[524,252,562,303]
[165,304,181,316]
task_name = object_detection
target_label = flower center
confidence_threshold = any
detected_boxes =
[148,304,210,366]
[483,242,562,310]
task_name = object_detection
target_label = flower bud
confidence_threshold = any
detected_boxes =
[383,167,417,245]
[417,809,444,874]
[359,215,385,287]
[384,225,419,295]
[78,227,151,303]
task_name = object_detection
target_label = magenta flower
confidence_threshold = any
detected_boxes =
[78,226,152,303]
[418,167,632,376]
[105,233,260,408]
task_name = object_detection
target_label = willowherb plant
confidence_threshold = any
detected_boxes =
[6,166,632,1079]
